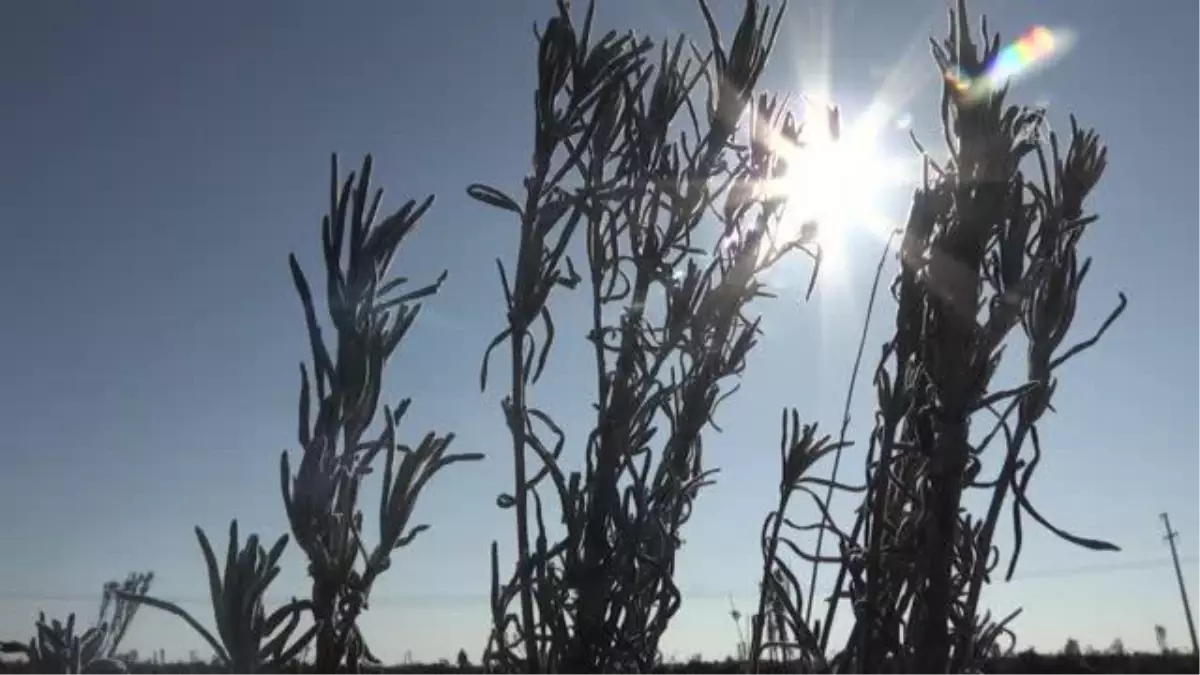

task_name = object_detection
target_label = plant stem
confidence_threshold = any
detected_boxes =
[805,231,896,629]
[749,492,791,674]
[508,330,537,674]
[508,218,539,674]
[959,421,1030,662]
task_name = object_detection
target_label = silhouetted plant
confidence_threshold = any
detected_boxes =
[749,0,1125,672]
[114,523,314,673]
[281,155,483,672]
[0,572,153,674]
[471,0,828,671]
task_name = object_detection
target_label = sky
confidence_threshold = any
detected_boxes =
[0,0,1196,665]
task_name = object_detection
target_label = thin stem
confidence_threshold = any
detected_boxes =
[749,494,791,674]
[804,230,897,627]
[507,329,537,674]
[509,185,541,673]
[961,422,1030,641]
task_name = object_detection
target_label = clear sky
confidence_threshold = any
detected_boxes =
[1,0,1196,665]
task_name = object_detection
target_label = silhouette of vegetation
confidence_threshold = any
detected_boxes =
[2,650,1198,674]
[2,0,1132,672]
[115,526,314,672]
[744,0,1125,671]
[471,0,825,670]
[1,573,152,674]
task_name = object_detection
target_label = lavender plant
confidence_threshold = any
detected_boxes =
[1,572,153,674]
[94,573,154,668]
[749,1,1126,672]
[113,522,314,673]
[470,0,831,671]
[281,154,483,672]
[102,154,479,674]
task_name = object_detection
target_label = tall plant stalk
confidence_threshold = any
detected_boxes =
[104,155,482,675]
[471,0,829,671]
[281,154,482,672]
[750,1,1126,672]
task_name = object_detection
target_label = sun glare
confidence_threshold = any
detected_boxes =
[749,2,1071,311]
[773,104,911,280]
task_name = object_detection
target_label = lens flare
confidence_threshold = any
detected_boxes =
[945,25,1073,101]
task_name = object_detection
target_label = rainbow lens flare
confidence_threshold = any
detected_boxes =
[945,25,1069,101]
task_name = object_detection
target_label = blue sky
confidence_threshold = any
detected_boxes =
[1,0,1196,664]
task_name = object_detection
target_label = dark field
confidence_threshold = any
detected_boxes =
[2,652,1197,674]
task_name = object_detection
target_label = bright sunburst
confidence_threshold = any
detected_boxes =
[772,101,911,281]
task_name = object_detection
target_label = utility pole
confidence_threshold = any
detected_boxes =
[1161,512,1199,655]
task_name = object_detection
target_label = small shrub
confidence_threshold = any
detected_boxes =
[0,572,152,674]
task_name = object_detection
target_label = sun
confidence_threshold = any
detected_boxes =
[770,103,911,280]
[748,99,907,289]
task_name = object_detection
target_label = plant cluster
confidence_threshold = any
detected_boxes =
[4,0,1127,673]
[470,1,831,671]
[4,649,1199,675]
[744,3,1126,672]
[1,573,153,673]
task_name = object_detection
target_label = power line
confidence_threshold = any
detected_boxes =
[0,555,1193,607]
[1000,554,1200,582]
